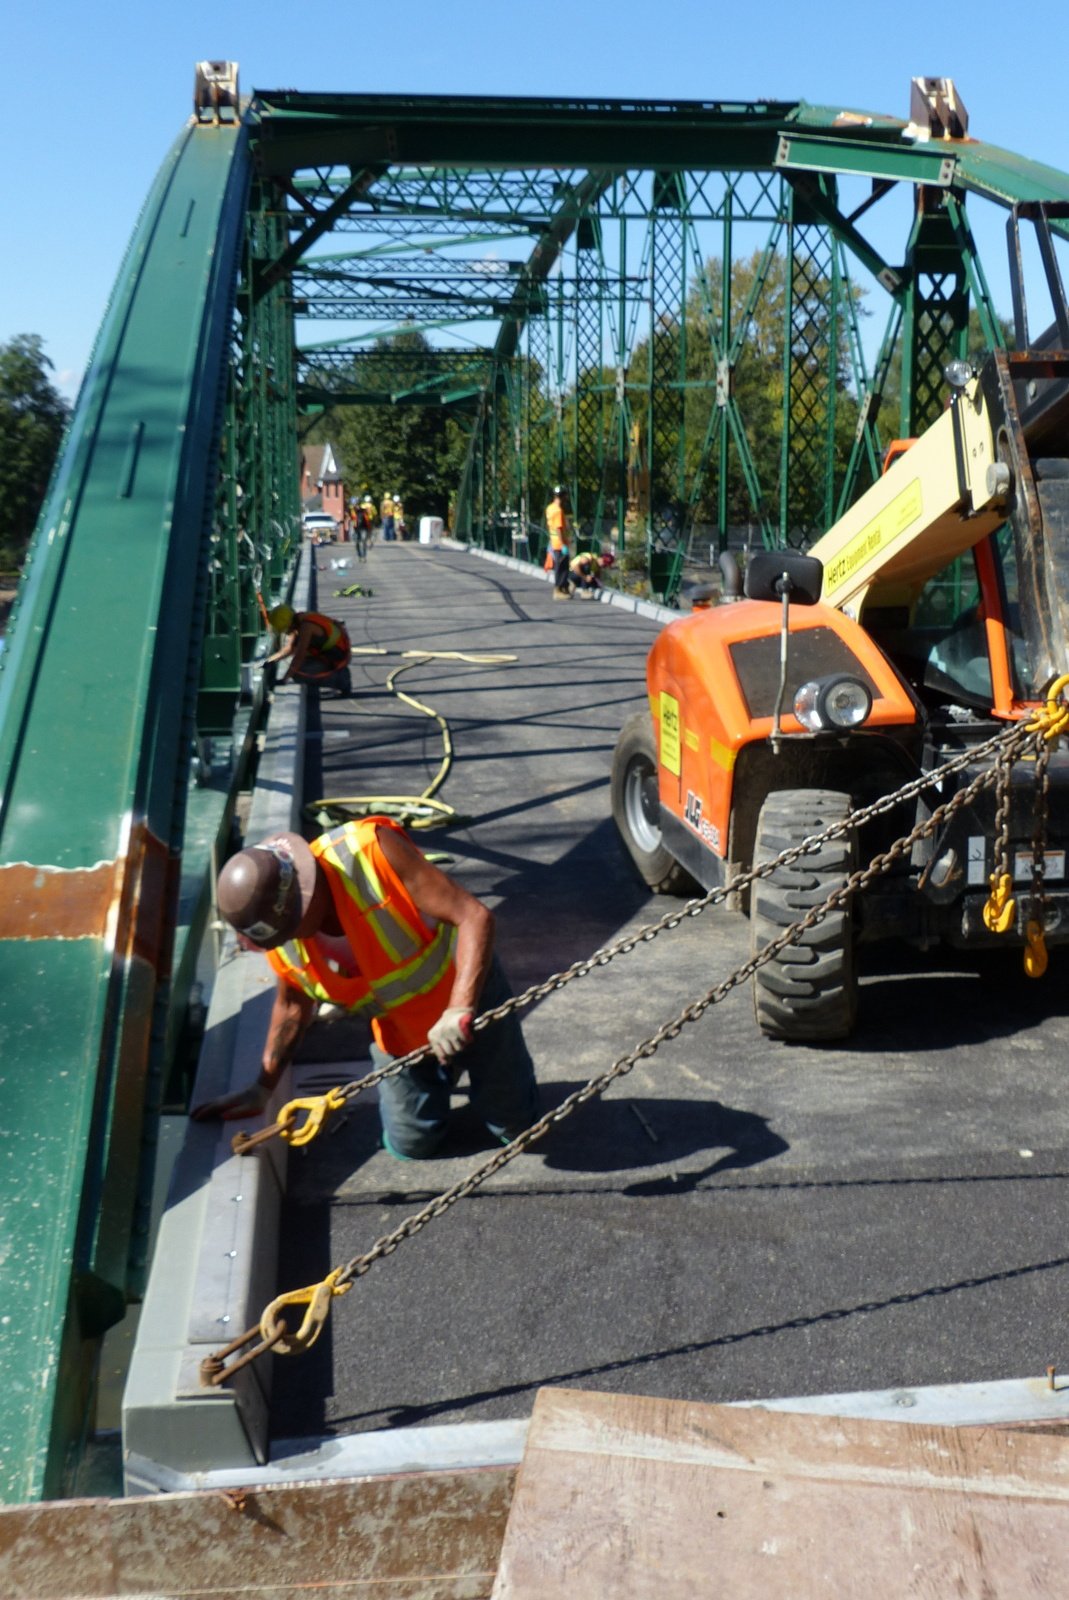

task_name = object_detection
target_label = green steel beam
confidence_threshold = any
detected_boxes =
[776,131,958,188]
[0,117,250,1504]
[248,93,803,177]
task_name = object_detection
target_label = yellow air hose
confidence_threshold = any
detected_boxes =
[303,648,516,831]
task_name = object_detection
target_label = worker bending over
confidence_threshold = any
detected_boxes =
[569,550,615,597]
[193,821,539,1159]
[267,605,352,693]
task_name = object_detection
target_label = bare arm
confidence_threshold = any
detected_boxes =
[260,982,318,1085]
[190,978,316,1121]
[279,620,322,682]
[377,824,495,1011]
[264,629,298,667]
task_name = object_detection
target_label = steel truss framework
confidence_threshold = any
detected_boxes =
[222,87,1069,608]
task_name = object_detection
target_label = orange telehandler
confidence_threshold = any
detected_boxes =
[612,317,1069,1041]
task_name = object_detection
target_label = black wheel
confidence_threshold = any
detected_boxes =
[750,788,857,1041]
[611,710,699,895]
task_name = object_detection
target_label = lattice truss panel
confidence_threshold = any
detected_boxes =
[268,155,997,555]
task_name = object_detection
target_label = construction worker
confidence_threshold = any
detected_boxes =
[545,486,571,600]
[191,822,539,1158]
[361,494,376,551]
[381,490,396,542]
[393,493,405,540]
[267,605,352,694]
[569,550,615,597]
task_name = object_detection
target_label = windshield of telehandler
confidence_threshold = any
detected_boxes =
[917,529,1034,708]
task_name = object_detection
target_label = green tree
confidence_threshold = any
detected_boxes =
[613,250,864,538]
[0,335,70,570]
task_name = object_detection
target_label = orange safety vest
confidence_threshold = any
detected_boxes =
[300,612,348,655]
[545,501,567,551]
[266,818,457,1056]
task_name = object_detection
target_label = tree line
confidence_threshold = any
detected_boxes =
[2,252,1008,576]
[0,335,70,573]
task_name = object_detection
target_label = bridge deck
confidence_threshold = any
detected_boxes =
[251,541,1069,1451]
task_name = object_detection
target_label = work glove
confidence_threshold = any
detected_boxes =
[428,1007,475,1063]
[190,1079,272,1123]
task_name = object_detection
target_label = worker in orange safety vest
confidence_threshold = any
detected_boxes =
[267,604,352,693]
[192,819,538,1158]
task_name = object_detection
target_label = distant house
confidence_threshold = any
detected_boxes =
[299,443,345,523]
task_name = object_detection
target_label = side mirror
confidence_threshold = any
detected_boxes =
[744,550,824,606]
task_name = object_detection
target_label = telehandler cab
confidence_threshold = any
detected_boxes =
[612,262,1069,1041]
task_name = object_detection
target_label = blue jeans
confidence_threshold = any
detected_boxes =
[375,955,538,1157]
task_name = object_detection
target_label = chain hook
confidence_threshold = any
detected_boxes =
[982,872,1016,934]
[1024,918,1049,979]
[259,1267,351,1355]
[276,1086,348,1148]
[1028,673,1069,742]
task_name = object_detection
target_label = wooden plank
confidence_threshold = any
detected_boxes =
[492,1388,1069,1598]
[0,1466,514,1599]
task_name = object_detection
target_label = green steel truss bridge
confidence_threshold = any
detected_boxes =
[3,67,1069,1503]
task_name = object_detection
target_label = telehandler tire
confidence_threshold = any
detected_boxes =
[611,710,699,896]
[750,788,857,1041]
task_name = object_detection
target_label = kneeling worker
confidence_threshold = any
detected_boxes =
[267,605,351,692]
[192,820,538,1158]
[569,550,615,597]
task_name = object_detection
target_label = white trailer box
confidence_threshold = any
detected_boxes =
[419,516,444,544]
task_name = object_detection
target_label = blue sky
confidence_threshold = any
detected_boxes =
[5,0,1068,397]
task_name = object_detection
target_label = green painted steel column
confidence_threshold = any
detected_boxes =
[0,115,249,1503]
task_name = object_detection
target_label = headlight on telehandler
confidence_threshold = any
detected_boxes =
[793,674,873,731]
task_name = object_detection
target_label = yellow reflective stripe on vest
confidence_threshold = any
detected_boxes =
[320,827,425,964]
[278,925,451,1018]
[305,612,342,652]
[366,920,456,1012]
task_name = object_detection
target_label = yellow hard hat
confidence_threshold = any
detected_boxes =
[269,604,295,632]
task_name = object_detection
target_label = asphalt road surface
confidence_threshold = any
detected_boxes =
[270,540,1069,1445]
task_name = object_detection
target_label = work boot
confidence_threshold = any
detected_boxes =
[552,589,571,601]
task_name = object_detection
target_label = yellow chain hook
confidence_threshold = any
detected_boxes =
[259,1268,352,1356]
[276,1086,348,1148]
[982,872,1016,935]
[1024,918,1049,979]
[1028,673,1069,742]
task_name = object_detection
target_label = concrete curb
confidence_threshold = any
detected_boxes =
[123,549,312,1487]
[439,536,683,627]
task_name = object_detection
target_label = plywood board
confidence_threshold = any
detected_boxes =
[493,1387,1069,1598]
[0,1466,514,1600]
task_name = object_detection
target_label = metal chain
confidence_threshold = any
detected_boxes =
[1029,740,1052,928]
[209,713,1054,1379]
[329,723,1040,1291]
[324,719,1039,1110]
[232,717,1038,1156]
[990,741,1015,889]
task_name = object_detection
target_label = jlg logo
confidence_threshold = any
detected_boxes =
[685,790,721,853]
